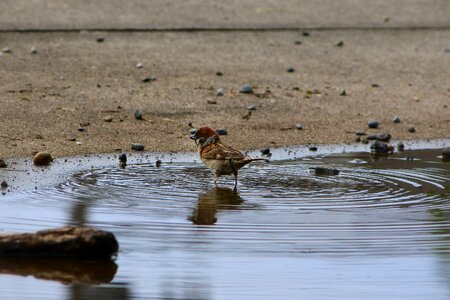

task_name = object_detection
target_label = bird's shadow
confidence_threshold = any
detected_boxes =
[189,187,245,225]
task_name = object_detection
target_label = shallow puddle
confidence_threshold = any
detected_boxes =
[1,142,450,299]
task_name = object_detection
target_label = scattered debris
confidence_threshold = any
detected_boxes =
[33,152,53,166]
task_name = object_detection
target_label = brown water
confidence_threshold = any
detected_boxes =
[1,141,450,299]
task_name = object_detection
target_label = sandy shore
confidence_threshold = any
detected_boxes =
[0,0,449,160]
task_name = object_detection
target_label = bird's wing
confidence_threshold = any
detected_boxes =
[201,142,245,160]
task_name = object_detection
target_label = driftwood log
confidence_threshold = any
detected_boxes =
[0,226,118,260]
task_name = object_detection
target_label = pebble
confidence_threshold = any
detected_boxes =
[397,142,405,152]
[155,160,162,167]
[376,133,391,142]
[247,104,257,111]
[0,159,6,168]
[142,76,157,82]
[118,153,127,167]
[393,116,401,123]
[355,137,361,142]
[302,32,310,37]
[310,167,340,176]
[260,148,271,155]
[216,128,228,136]
[368,120,379,129]
[371,83,380,88]
[335,41,344,47]
[408,127,416,133]
[78,128,85,132]
[340,90,347,96]
[370,141,393,155]
[96,36,105,43]
[442,148,450,162]
[367,134,378,140]
[136,62,144,68]
[309,146,318,151]
[30,47,38,54]
[216,71,223,76]
[295,123,303,130]
[134,110,143,120]
[207,99,217,104]
[239,85,253,94]
[103,115,113,122]
[294,40,302,45]
[287,67,295,73]
[355,131,366,136]
[131,144,145,151]
[216,88,225,96]
[1,180,7,189]
[33,151,53,166]
[2,47,11,53]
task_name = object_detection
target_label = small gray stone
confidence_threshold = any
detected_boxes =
[96,36,105,43]
[408,127,416,133]
[367,134,378,140]
[103,115,113,122]
[295,123,303,130]
[216,88,225,96]
[30,47,38,54]
[131,144,145,151]
[136,62,144,68]
[377,133,391,142]
[239,85,253,94]
[371,83,380,88]
[336,41,344,47]
[287,67,295,73]
[393,116,401,123]
[340,90,347,96]
[134,110,143,120]
[156,160,162,167]
[78,127,85,132]
[247,104,257,111]
[309,146,318,151]
[0,159,6,168]
[216,71,223,76]
[216,128,228,136]
[294,40,302,45]
[2,47,11,53]
[1,180,7,189]
[368,120,379,129]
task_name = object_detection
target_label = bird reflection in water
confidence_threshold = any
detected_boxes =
[190,187,244,225]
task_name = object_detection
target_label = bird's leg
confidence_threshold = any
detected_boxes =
[233,170,238,189]
[213,171,219,186]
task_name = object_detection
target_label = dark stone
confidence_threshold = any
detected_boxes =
[371,83,380,88]
[239,85,253,94]
[216,128,228,136]
[216,71,223,76]
[442,148,450,162]
[33,152,53,166]
[368,120,379,129]
[367,134,378,140]
[142,76,157,83]
[355,131,366,136]
[0,226,118,260]
[118,153,127,166]
[134,110,143,120]
[302,32,310,37]
[78,128,85,132]
[216,88,224,96]
[0,159,6,168]
[397,142,405,152]
[340,90,347,96]
[309,146,318,151]
[1,180,7,189]
[310,167,340,176]
[408,127,416,133]
[393,116,401,123]
[377,133,391,142]
[287,67,295,73]
[370,141,393,155]
[295,123,303,130]
[96,36,105,43]
[155,160,162,167]
[30,47,38,54]
[260,148,271,155]
[355,137,361,142]
[294,41,302,45]
[131,144,145,151]
[336,41,344,47]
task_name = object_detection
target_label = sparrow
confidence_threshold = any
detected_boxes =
[190,126,268,187]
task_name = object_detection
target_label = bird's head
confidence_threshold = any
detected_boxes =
[190,126,220,147]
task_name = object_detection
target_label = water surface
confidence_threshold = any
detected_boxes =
[1,145,450,299]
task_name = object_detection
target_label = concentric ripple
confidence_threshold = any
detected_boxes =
[3,152,449,258]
